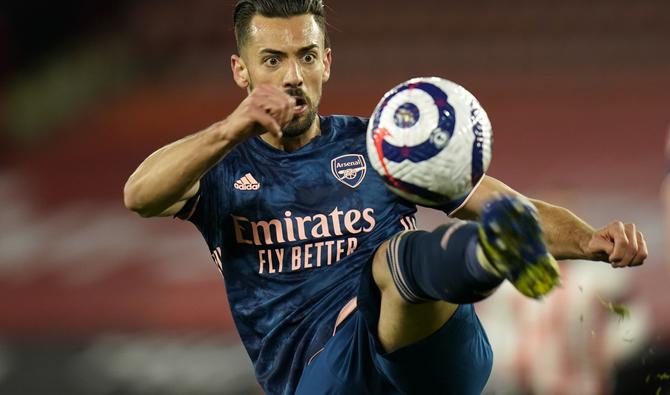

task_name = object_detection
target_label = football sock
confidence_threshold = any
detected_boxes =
[385,221,503,304]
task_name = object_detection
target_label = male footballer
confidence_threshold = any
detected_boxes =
[124,1,648,393]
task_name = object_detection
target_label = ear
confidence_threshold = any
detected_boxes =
[231,54,250,89]
[322,48,332,83]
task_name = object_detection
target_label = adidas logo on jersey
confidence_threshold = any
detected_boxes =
[234,173,261,191]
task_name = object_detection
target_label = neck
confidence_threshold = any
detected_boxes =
[260,117,321,152]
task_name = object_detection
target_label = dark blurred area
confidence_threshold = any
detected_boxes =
[1,0,669,394]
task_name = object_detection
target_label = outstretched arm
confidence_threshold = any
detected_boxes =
[454,176,648,267]
[123,125,232,218]
[124,85,294,217]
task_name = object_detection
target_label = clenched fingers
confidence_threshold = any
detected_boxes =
[607,221,629,266]
[608,221,647,268]
[252,85,295,126]
[616,223,638,267]
[630,231,648,266]
[249,107,282,137]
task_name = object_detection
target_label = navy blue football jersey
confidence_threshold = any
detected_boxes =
[182,115,419,395]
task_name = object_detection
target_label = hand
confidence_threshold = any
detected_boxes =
[223,84,296,143]
[586,221,648,267]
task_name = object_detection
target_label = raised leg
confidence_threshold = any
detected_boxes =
[372,196,560,352]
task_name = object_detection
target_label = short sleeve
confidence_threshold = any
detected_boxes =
[174,163,230,236]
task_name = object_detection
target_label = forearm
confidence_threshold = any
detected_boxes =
[457,176,598,261]
[123,120,235,217]
[530,199,594,260]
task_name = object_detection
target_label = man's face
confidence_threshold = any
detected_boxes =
[233,14,331,137]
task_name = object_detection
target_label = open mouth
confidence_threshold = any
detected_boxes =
[293,96,308,114]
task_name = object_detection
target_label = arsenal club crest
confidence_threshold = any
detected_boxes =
[331,154,367,188]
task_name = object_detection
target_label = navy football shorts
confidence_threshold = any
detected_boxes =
[295,262,493,395]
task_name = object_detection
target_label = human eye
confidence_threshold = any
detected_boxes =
[302,52,317,64]
[263,57,280,67]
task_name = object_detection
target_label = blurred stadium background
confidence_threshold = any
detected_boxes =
[1,0,669,394]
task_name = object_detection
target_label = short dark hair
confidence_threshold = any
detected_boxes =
[233,0,330,51]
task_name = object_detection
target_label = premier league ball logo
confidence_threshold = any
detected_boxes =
[370,80,457,164]
[393,102,420,128]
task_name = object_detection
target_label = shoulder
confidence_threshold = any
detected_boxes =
[201,142,250,185]
[323,114,370,139]
[325,114,369,131]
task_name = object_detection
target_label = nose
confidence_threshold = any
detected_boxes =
[283,59,303,88]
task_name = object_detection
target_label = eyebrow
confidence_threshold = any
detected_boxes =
[258,44,319,56]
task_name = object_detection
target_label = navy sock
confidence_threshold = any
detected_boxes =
[386,221,503,304]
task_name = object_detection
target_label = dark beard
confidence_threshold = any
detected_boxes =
[282,87,317,138]
[282,105,317,137]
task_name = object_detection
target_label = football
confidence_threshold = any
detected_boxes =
[366,77,493,211]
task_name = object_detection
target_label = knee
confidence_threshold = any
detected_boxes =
[372,240,407,305]
[372,241,393,292]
